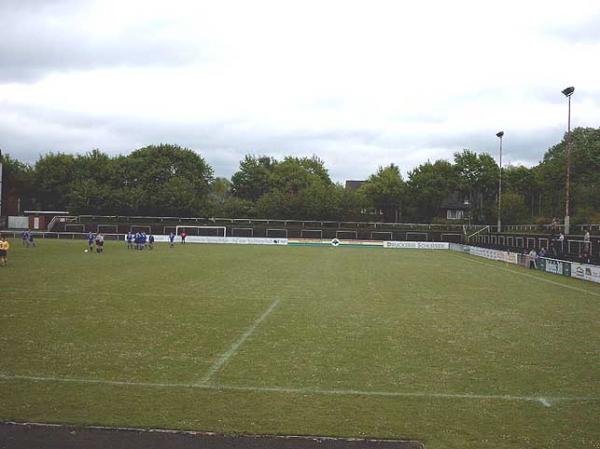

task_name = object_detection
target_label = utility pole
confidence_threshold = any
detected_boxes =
[562,86,575,235]
[496,131,504,232]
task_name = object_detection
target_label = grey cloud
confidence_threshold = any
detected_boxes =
[0,101,571,181]
[0,1,207,82]
[550,12,600,43]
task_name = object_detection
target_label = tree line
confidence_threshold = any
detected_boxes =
[1,127,599,224]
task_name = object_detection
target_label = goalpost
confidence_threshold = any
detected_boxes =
[335,230,358,239]
[130,225,152,233]
[232,227,254,237]
[370,231,392,240]
[65,224,85,232]
[163,226,177,235]
[406,232,428,241]
[175,225,227,237]
[266,228,288,238]
[97,224,119,233]
[441,233,462,243]
[300,229,323,239]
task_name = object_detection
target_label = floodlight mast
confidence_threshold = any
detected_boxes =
[562,86,574,235]
[496,131,504,233]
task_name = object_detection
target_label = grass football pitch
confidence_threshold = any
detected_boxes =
[1,240,599,449]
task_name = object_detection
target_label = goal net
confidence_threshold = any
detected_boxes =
[175,225,227,237]
[406,232,429,241]
[266,228,288,238]
[130,225,152,233]
[65,224,86,232]
[301,229,323,239]
[232,227,254,237]
[336,230,358,239]
[370,231,392,240]
[97,224,119,233]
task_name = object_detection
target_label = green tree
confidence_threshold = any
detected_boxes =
[503,165,537,219]
[0,153,35,213]
[254,156,334,219]
[361,164,405,222]
[34,153,77,210]
[406,160,458,221]
[124,144,213,215]
[499,192,529,224]
[537,127,600,221]
[231,155,277,201]
[454,150,498,223]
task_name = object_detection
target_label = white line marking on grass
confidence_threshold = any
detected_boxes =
[199,299,280,385]
[1,373,598,406]
[0,288,278,302]
[451,253,600,298]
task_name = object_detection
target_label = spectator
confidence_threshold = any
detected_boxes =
[528,248,538,269]
[584,229,591,253]
[557,232,565,255]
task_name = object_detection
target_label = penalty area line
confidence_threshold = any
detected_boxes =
[1,373,598,407]
[198,299,280,385]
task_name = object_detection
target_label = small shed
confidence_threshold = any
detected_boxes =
[440,194,467,220]
[24,211,69,230]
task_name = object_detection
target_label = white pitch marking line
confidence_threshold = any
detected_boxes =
[1,373,598,406]
[451,253,600,298]
[199,299,280,385]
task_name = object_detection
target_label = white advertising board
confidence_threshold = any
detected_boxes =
[449,243,470,253]
[468,246,518,264]
[152,235,288,245]
[8,216,29,229]
[570,262,600,284]
[383,241,449,250]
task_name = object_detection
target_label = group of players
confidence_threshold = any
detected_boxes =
[86,232,105,253]
[21,230,36,247]
[126,231,155,250]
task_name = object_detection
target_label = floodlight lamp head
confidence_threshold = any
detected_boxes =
[562,86,575,97]
[496,131,504,138]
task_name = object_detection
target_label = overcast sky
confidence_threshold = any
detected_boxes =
[1,0,599,181]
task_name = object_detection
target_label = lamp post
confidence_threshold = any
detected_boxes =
[496,131,504,233]
[562,86,574,236]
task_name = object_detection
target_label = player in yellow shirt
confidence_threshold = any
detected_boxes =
[0,235,9,266]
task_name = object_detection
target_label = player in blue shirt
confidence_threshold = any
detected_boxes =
[169,232,175,248]
[126,232,133,249]
[28,232,36,247]
[87,232,95,252]
[148,234,155,250]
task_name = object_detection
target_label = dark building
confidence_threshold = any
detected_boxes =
[440,192,468,220]
[345,180,366,190]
